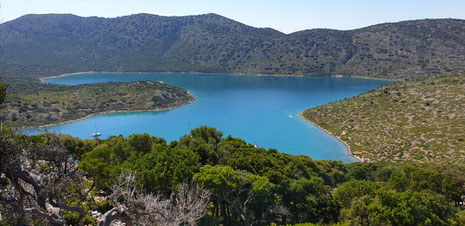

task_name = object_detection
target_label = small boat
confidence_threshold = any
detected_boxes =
[289,115,293,118]
[90,124,101,137]
[90,132,101,137]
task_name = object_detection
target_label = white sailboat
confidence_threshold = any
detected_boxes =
[90,124,101,137]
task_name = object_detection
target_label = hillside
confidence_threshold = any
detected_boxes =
[302,73,465,164]
[0,13,283,78]
[0,81,194,127]
[1,14,464,79]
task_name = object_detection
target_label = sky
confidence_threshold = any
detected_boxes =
[1,0,464,34]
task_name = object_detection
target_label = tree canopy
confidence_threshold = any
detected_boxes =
[0,80,6,105]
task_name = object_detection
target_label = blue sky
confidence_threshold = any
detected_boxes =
[1,0,464,33]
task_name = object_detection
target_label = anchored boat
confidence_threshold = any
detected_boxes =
[90,124,101,137]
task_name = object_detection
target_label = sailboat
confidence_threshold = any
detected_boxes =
[90,124,101,137]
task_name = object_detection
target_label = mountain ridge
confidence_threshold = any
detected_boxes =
[1,13,464,79]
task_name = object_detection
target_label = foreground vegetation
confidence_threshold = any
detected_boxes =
[2,126,465,225]
[1,14,464,80]
[0,80,194,127]
[303,73,465,164]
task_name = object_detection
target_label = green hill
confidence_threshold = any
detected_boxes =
[302,73,465,164]
[1,14,464,79]
[0,81,194,127]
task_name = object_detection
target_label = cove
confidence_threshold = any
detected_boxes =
[28,73,390,163]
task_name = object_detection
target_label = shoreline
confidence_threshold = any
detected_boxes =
[39,71,398,83]
[299,112,364,162]
[27,95,196,130]
[38,71,305,83]
[37,71,382,159]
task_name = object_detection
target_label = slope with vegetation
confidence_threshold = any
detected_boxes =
[302,73,465,164]
[0,14,464,80]
[0,80,194,127]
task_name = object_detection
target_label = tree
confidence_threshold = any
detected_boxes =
[284,177,340,224]
[0,81,6,105]
[335,180,380,225]
[335,170,459,225]
[79,133,200,194]
[189,126,223,144]
[0,132,92,225]
[195,165,287,225]
[178,126,223,165]
[99,171,211,226]
[131,145,200,194]
[127,133,153,155]
[79,143,119,191]
[387,165,461,202]
[334,179,379,207]
[373,189,456,225]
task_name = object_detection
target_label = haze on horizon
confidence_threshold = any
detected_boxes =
[1,0,465,33]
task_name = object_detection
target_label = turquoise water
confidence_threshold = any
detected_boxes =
[28,73,389,163]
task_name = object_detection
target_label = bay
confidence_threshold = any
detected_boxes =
[28,73,390,163]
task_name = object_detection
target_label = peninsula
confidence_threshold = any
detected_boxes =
[302,73,465,164]
[1,81,194,127]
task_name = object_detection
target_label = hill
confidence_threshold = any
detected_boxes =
[302,73,465,164]
[0,80,194,127]
[1,14,464,79]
